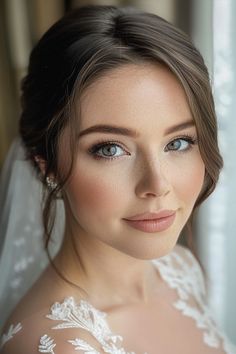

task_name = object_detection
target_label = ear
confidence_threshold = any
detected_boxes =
[34,155,47,175]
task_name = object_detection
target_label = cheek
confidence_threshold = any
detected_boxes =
[65,167,126,216]
[168,152,205,208]
[169,155,205,203]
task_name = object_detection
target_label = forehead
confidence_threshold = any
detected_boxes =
[78,63,193,132]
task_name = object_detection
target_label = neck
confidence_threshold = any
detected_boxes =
[53,225,162,310]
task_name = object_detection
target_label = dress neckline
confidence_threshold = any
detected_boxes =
[43,248,234,354]
[2,247,235,354]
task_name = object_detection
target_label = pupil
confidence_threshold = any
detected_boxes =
[171,141,180,149]
[104,145,116,155]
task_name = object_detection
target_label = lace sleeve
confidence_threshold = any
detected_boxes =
[172,244,236,353]
[0,319,102,354]
[173,243,208,301]
[0,292,142,354]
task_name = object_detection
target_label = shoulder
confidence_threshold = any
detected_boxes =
[0,265,103,354]
[0,301,100,354]
[0,323,89,354]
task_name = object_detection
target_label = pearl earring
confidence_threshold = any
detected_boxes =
[46,176,58,190]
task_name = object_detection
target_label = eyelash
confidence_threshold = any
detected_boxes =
[88,140,129,161]
[88,134,198,161]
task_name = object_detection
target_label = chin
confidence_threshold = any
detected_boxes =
[117,238,179,261]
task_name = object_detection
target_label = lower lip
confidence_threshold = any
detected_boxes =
[123,213,176,233]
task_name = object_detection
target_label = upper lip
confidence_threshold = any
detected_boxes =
[124,210,176,221]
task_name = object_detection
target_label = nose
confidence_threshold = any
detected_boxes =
[135,156,171,199]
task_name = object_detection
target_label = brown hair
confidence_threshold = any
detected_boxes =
[19,5,223,279]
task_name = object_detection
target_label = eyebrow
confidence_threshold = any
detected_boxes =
[78,125,139,139]
[78,120,195,139]
[165,120,195,135]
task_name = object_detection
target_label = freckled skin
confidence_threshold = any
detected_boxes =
[59,63,205,262]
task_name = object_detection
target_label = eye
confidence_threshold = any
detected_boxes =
[88,141,129,160]
[165,135,197,152]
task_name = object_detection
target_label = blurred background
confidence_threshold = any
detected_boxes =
[0,0,235,344]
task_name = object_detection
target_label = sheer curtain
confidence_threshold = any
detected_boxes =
[193,0,236,344]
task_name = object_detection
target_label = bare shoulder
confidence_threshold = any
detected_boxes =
[0,278,52,353]
[0,265,85,354]
[0,308,49,354]
[0,264,102,354]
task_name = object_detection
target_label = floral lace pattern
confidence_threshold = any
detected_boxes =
[68,337,101,353]
[38,334,56,353]
[152,249,236,353]
[1,247,236,353]
[43,296,137,354]
[0,322,22,349]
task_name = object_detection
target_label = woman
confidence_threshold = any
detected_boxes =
[0,5,235,354]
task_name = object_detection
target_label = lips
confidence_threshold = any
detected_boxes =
[124,210,176,221]
[123,210,176,233]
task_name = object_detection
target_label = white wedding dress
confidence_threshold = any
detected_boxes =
[0,245,236,354]
[0,139,236,353]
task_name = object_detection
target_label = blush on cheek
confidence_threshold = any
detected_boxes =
[182,166,205,202]
[67,173,117,213]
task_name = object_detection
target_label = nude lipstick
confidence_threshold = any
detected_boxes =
[123,210,176,233]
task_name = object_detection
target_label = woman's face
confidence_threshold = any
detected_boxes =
[60,63,205,259]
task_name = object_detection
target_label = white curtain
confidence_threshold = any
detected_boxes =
[193,0,236,344]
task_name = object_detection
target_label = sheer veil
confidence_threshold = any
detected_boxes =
[0,138,65,330]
